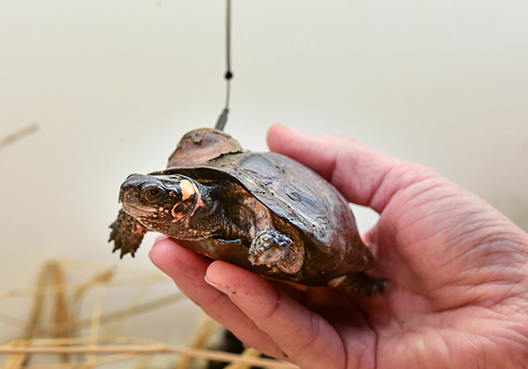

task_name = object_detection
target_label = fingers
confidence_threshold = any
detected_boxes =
[149,238,282,356]
[267,124,433,213]
[205,260,346,369]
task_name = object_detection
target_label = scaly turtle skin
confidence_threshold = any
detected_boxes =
[109,128,385,296]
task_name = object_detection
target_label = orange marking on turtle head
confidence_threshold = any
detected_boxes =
[179,179,195,201]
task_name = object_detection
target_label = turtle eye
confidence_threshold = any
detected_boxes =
[141,185,165,204]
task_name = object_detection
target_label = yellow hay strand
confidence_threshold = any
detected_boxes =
[0,345,298,368]
[0,123,39,149]
[18,353,139,369]
[2,341,28,369]
[224,347,263,369]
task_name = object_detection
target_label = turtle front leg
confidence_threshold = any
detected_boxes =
[109,208,148,258]
[248,229,304,274]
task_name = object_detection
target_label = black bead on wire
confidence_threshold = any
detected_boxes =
[215,0,233,132]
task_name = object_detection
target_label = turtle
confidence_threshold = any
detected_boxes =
[109,128,386,296]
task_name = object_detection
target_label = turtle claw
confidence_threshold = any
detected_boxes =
[249,229,303,274]
[109,209,147,258]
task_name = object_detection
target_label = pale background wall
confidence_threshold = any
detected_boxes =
[1,0,527,356]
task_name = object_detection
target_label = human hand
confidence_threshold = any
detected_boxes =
[150,124,528,369]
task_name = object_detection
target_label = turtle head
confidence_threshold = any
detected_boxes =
[119,173,201,236]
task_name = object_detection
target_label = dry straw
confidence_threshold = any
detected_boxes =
[0,123,39,150]
[0,259,299,369]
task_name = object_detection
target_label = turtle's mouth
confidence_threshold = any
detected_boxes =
[121,203,158,218]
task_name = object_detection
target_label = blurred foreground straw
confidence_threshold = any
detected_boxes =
[0,259,299,369]
[0,341,295,368]
[0,123,39,149]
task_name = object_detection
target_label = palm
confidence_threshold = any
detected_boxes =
[304,173,528,368]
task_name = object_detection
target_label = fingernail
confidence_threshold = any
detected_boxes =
[204,275,231,295]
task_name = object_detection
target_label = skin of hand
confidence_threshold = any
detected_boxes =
[149,124,528,369]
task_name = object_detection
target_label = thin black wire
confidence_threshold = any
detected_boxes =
[215,0,232,131]
[225,0,232,83]
[225,80,231,109]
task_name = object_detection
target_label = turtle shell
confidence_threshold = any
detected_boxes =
[158,150,374,276]
[166,128,244,167]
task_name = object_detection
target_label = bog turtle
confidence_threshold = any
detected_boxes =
[109,128,385,296]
